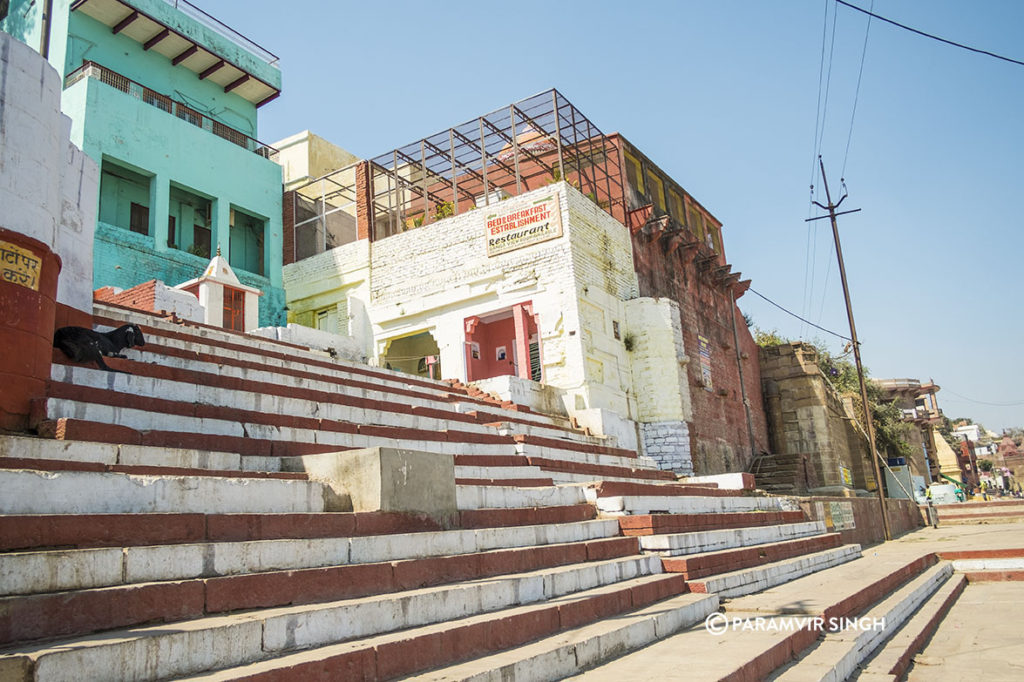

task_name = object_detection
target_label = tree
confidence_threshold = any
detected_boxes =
[978,459,994,473]
[752,327,790,348]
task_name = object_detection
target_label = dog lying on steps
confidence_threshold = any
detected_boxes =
[53,324,146,374]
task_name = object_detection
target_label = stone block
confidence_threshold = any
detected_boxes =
[286,447,457,516]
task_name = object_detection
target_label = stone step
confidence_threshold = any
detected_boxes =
[566,554,941,681]
[455,484,587,510]
[412,592,719,682]
[0,467,331,515]
[91,306,489,403]
[0,456,307,481]
[586,480,747,500]
[857,572,967,680]
[40,396,516,459]
[773,562,955,681]
[666,534,843,581]
[619,510,808,536]
[640,521,828,556]
[687,544,863,598]
[91,306,575,435]
[0,538,646,647]
[2,561,676,681]
[0,505,597,552]
[596,493,789,516]
[0,518,621,596]
[0,433,281,472]
[174,573,685,682]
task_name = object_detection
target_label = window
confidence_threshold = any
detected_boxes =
[99,161,152,235]
[648,173,666,214]
[623,152,645,195]
[669,191,686,223]
[223,288,245,331]
[129,203,150,235]
[169,185,212,257]
[612,321,621,340]
[229,207,266,276]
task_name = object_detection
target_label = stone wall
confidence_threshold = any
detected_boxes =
[798,496,925,547]
[760,343,873,490]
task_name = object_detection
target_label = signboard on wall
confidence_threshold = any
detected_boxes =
[698,334,713,391]
[827,501,856,531]
[485,193,562,257]
[0,239,42,291]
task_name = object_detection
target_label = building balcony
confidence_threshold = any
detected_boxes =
[65,61,278,159]
[71,0,280,106]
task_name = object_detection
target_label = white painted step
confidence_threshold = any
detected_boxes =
[94,304,571,432]
[175,572,678,682]
[640,521,828,556]
[455,465,549,479]
[0,434,280,472]
[6,556,664,682]
[0,468,329,515]
[773,562,954,681]
[43,395,518,458]
[695,545,863,598]
[596,494,790,515]
[857,572,966,679]
[414,592,720,681]
[1,519,620,595]
[456,484,588,510]
[50,364,500,440]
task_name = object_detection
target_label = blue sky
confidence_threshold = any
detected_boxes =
[216,0,1023,432]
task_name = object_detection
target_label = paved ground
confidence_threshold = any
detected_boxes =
[906,582,1024,681]
[570,523,1024,681]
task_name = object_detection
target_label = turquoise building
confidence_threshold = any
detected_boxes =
[2,0,285,325]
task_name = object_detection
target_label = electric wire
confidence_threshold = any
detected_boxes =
[748,287,852,342]
[802,0,832,339]
[841,0,874,180]
[836,0,1024,69]
[941,390,1024,408]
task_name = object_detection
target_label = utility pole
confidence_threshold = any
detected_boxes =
[807,156,891,542]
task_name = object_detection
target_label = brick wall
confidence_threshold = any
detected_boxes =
[799,496,924,547]
[631,224,769,475]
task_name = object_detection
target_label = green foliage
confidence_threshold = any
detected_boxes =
[742,311,754,328]
[871,397,915,460]
[623,332,636,352]
[753,327,790,347]
[978,458,994,472]
[433,201,455,220]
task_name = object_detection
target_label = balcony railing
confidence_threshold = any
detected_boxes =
[65,61,278,159]
[157,0,280,68]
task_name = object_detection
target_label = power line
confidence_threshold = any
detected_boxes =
[942,390,1024,408]
[841,0,874,178]
[748,287,851,342]
[836,0,1024,69]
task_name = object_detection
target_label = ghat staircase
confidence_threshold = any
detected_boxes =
[0,303,1009,680]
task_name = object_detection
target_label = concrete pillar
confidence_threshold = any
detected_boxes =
[512,303,531,380]
[151,173,170,252]
[215,200,231,263]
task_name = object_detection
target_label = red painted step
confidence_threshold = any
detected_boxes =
[663,533,842,580]
[619,511,807,537]
[0,505,597,551]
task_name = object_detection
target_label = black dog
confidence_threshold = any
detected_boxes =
[53,324,146,373]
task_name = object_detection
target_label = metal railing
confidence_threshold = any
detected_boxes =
[291,162,361,261]
[367,88,625,241]
[156,0,280,67]
[65,61,278,159]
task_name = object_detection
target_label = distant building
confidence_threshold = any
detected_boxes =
[2,0,286,325]
[874,379,946,483]
[277,90,768,474]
